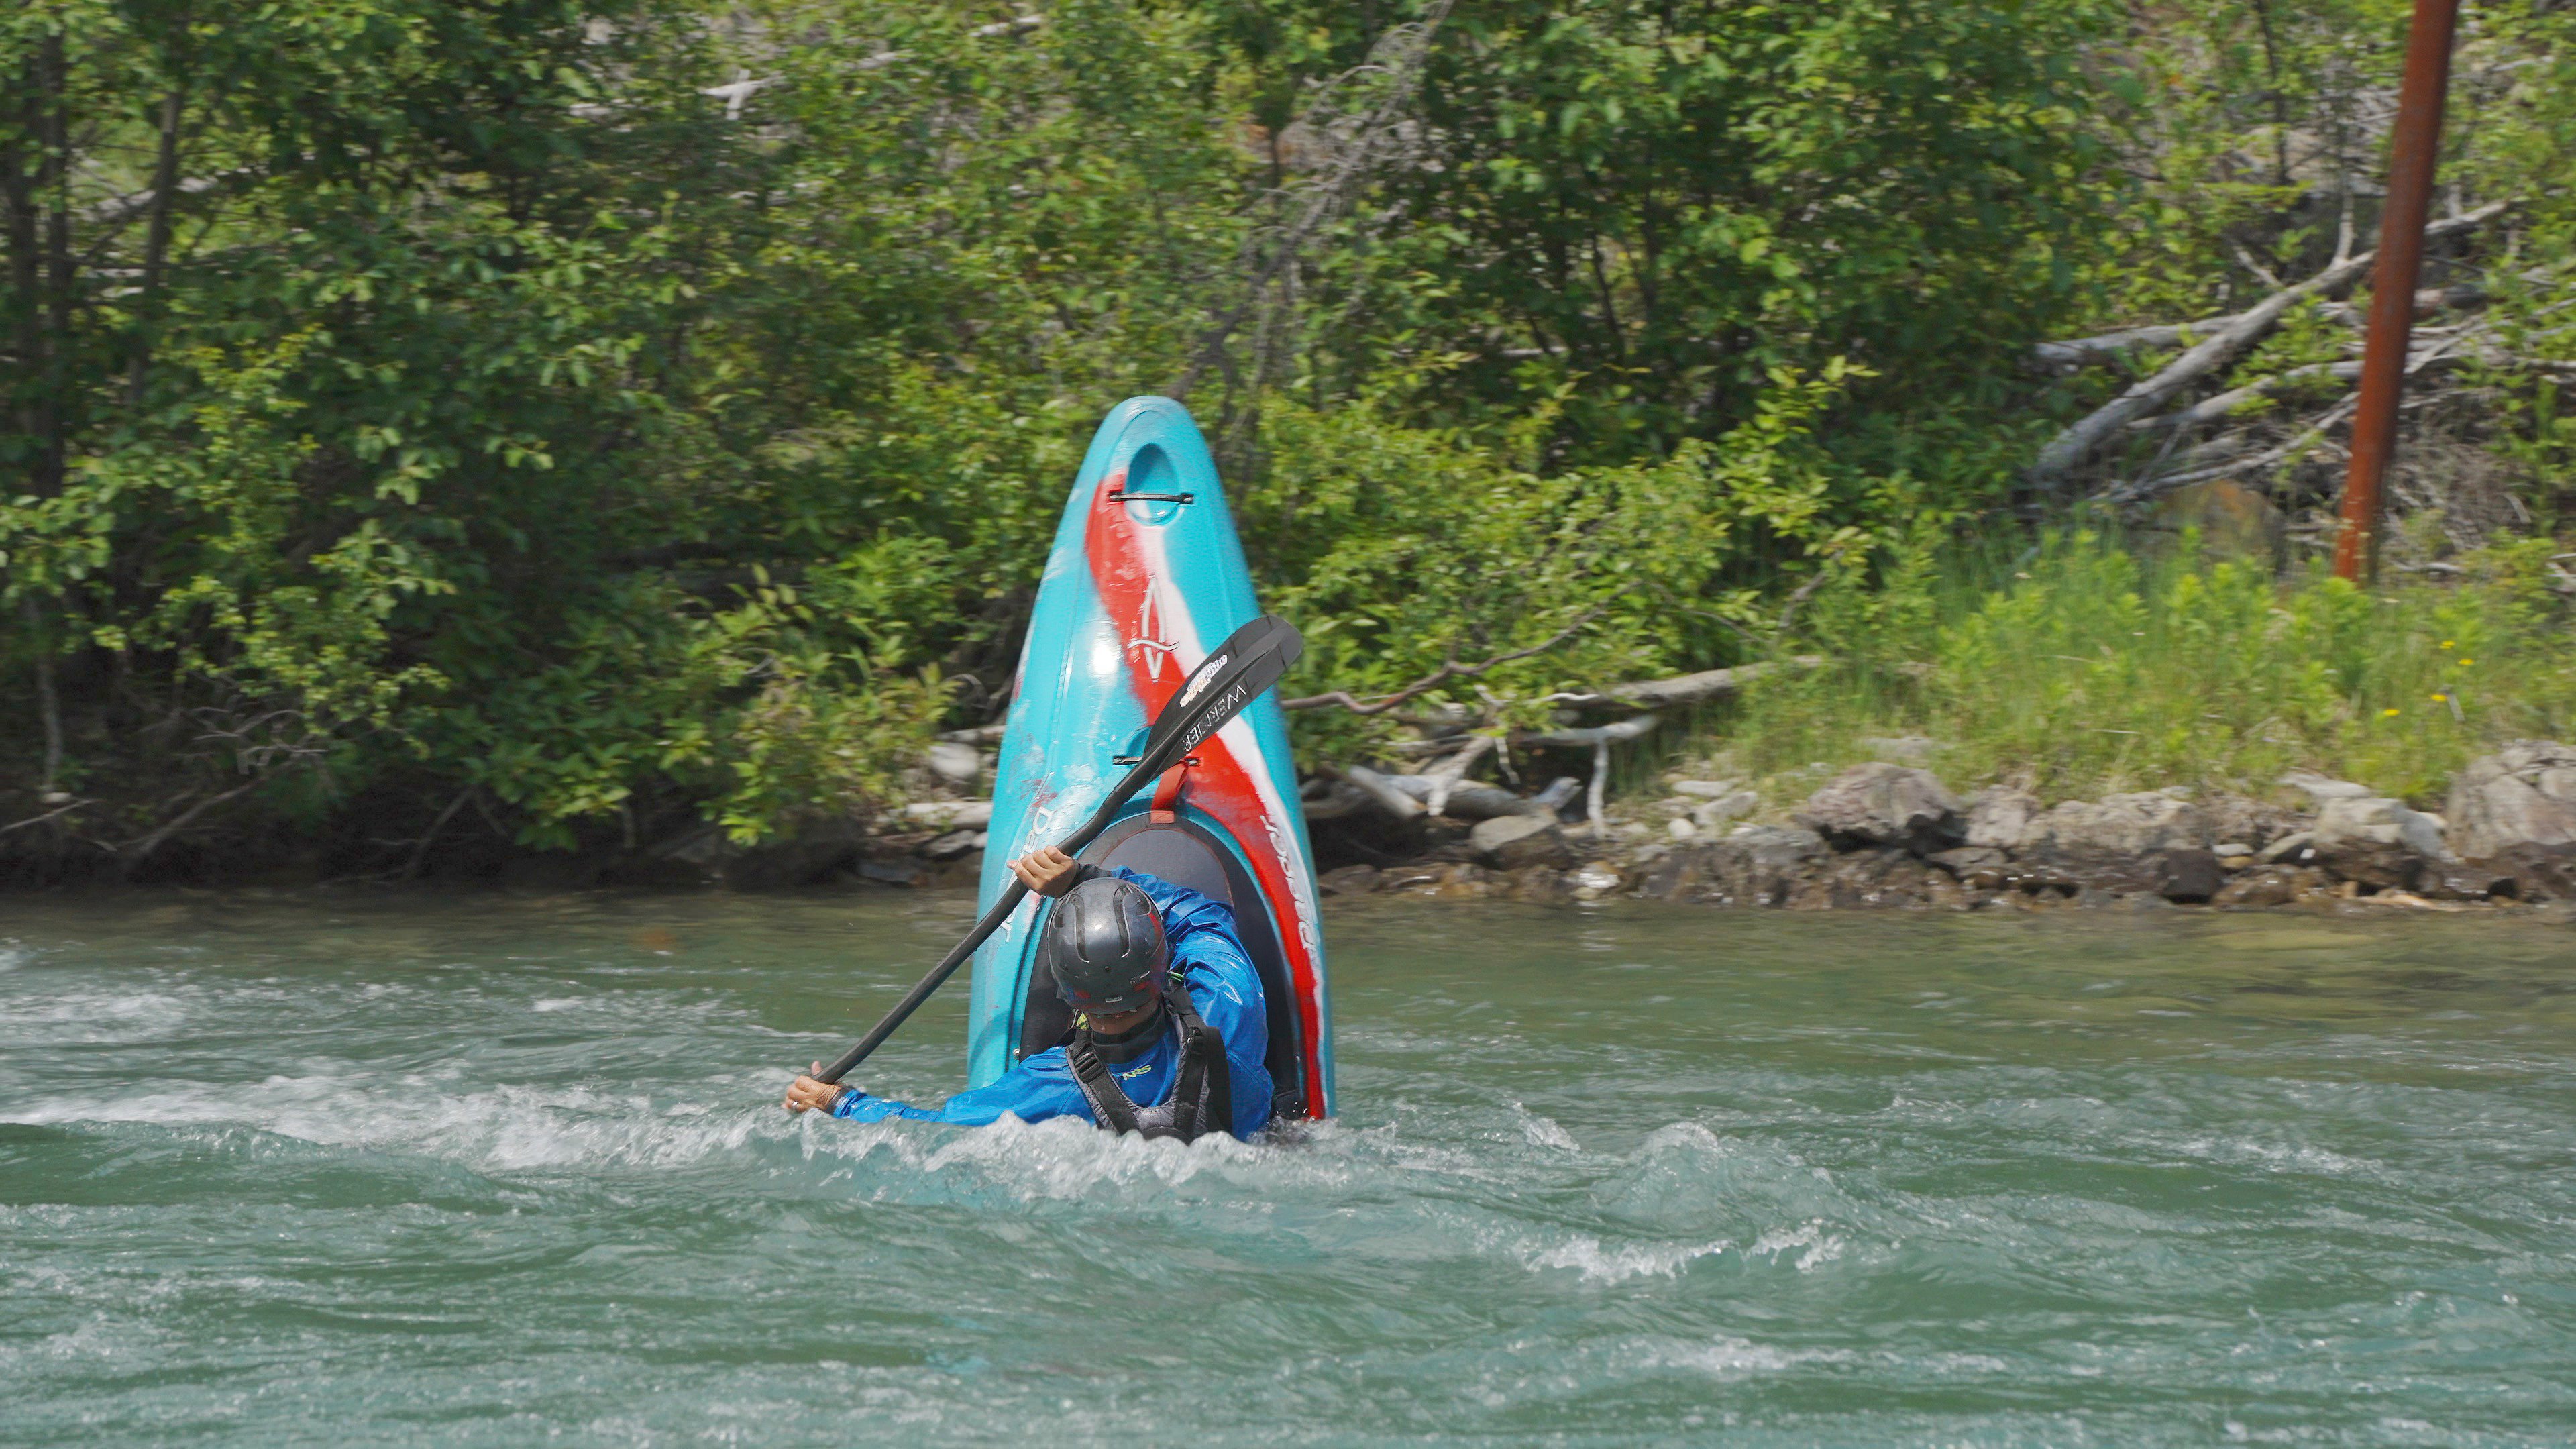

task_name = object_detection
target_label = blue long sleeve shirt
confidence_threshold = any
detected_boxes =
[833,867,1273,1140]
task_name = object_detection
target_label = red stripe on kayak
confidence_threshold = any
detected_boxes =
[1085,471,1327,1118]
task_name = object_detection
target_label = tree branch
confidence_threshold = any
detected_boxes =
[1281,609,1599,714]
[2028,203,2506,486]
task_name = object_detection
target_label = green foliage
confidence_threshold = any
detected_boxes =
[1729,531,2576,808]
[1229,0,2121,466]
[3,0,2573,870]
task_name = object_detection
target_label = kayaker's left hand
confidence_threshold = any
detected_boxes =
[784,1062,849,1114]
[1008,845,1083,898]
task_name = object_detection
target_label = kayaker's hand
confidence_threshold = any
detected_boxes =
[1010,845,1083,898]
[784,1062,849,1115]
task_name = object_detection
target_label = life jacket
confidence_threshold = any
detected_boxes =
[1065,979,1234,1143]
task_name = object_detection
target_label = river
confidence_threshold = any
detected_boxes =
[5,891,2573,1445]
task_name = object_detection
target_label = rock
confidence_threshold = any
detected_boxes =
[1318,864,1380,896]
[727,818,871,888]
[2445,741,2576,899]
[2466,842,2576,904]
[2212,843,2252,859]
[1710,825,1828,906]
[1795,763,1965,854]
[1570,863,1623,900]
[1641,826,1825,907]
[2204,793,2306,853]
[855,857,928,888]
[2258,830,2315,865]
[1471,814,1573,871]
[2308,794,2451,890]
[2151,847,2224,903]
[922,829,985,861]
[1507,865,1574,904]
[2153,478,2283,561]
[2020,792,2214,890]
[1666,816,1699,841]
[925,741,985,785]
[902,800,994,830]
[2214,865,2302,908]
[1965,786,2042,850]
[1669,779,1741,799]
[1862,735,1939,763]
[1819,848,1936,909]
[1430,863,1493,899]
[2280,771,2373,802]
[1928,845,2010,890]
[1691,789,1761,832]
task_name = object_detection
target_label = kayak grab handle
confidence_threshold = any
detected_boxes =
[1109,489,1193,504]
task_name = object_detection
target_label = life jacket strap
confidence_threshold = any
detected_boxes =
[1067,975,1233,1143]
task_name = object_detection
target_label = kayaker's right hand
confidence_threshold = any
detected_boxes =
[1009,845,1083,898]
[784,1063,850,1115]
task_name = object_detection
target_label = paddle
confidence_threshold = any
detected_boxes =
[810,613,1305,1086]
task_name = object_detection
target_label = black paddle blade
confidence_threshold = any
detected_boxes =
[1132,614,1304,777]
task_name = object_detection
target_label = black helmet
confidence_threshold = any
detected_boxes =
[1044,877,1169,1015]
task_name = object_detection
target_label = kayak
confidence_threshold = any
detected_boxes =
[965,396,1334,1122]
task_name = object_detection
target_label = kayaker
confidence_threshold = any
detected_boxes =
[782,845,1272,1142]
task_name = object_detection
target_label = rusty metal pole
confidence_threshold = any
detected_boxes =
[2333,0,2460,581]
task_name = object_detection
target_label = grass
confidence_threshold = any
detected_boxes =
[1686,531,2576,811]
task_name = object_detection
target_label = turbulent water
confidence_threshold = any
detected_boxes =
[5,892,2575,1446]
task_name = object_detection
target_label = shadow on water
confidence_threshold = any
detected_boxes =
[4,890,2574,1446]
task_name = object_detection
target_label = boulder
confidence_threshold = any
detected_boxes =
[2151,847,2224,904]
[2445,741,2576,900]
[1642,826,1826,907]
[2019,792,2214,890]
[925,741,985,785]
[2009,789,2215,892]
[1790,848,1935,910]
[2153,478,2284,561]
[2203,793,2306,853]
[1318,863,1380,896]
[1794,763,1964,854]
[1964,786,2042,851]
[2308,794,2451,891]
[1927,845,2010,890]
[1470,813,1572,870]
[2214,865,2302,909]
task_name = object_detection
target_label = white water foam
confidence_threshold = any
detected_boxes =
[1523,1233,1733,1283]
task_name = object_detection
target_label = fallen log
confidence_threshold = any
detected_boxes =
[2027,203,2505,487]
[1341,764,1424,822]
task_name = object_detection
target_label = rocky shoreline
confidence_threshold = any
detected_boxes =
[17,737,2575,924]
[1302,741,2576,921]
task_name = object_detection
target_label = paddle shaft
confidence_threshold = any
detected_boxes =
[810,761,1148,1085]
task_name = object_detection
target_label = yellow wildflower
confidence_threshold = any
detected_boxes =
[2441,640,2455,649]
[2383,708,2402,717]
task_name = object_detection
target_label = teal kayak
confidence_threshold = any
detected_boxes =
[963,398,1334,1122]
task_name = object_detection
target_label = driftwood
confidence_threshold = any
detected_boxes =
[1340,764,1425,822]
[2035,282,2490,372]
[2028,203,2505,487]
